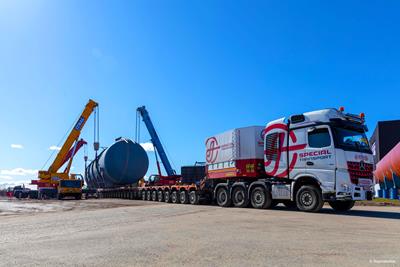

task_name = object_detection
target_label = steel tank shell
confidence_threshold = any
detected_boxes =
[374,142,400,186]
[86,138,149,188]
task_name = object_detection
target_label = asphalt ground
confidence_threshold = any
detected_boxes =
[0,198,399,267]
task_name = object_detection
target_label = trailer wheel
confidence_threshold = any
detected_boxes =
[157,190,164,202]
[146,190,152,201]
[75,194,82,200]
[296,185,324,212]
[189,191,199,205]
[171,191,180,204]
[141,191,146,200]
[151,190,157,201]
[232,186,248,208]
[180,190,189,204]
[328,200,355,212]
[164,191,171,203]
[250,186,272,209]
[216,187,232,207]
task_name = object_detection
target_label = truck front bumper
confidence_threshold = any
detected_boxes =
[336,185,373,201]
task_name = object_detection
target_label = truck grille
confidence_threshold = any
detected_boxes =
[347,161,373,184]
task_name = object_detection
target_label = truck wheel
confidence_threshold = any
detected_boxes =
[216,187,232,207]
[232,186,248,208]
[164,191,171,203]
[180,191,189,204]
[171,191,180,204]
[158,190,164,202]
[250,186,272,209]
[329,200,355,212]
[146,191,152,201]
[282,200,297,209]
[296,185,324,212]
[141,191,146,200]
[151,191,157,201]
[189,191,199,205]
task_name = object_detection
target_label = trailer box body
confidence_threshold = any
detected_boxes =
[205,126,265,179]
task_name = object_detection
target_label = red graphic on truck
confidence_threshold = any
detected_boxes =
[264,123,307,178]
[206,137,220,163]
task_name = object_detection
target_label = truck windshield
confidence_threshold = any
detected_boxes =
[60,180,82,188]
[332,127,371,154]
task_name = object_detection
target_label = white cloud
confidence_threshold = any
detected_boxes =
[11,144,24,149]
[49,145,61,151]
[0,175,13,180]
[140,142,155,152]
[0,168,38,176]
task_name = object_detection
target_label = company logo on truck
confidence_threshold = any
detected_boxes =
[206,137,220,163]
[299,149,333,161]
[264,123,306,178]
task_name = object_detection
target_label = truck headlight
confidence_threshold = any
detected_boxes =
[341,183,350,192]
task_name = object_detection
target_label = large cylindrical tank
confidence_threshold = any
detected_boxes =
[86,138,149,188]
[374,142,400,188]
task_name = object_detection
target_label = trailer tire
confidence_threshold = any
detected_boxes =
[164,191,171,203]
[146,191,152,201]
[179,190,188,204]
[189,191,199,205]
[171,191,180,204]
[151,190,157,201]
[75,194,81,200]
[158,190,164,202]
[296,185,324,212]
[329,200,355,212]
[250,186,272,209]
[141,191,146,200]
[216,187,232,207]
[232,186,248,208]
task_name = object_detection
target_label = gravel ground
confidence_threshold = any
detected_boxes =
[0,198,399,267]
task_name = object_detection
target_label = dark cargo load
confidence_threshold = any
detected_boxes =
[370,120,400,165]
[181,165,206,184]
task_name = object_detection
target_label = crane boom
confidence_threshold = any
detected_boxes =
[137,106,176,176]
[38,99,98,182]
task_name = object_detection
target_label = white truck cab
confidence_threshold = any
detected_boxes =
[264,108,373,212]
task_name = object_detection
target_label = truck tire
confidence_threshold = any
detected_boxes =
[180,191,189,204]
[232,186,248,208]
[151,190,157,201]
[158,190,164,202]
[171,191,180,204]
[296,185,324,212]
[146,191,152,201]
[216,187,232,207]
[141,191,146,200]
[189,191,199,205]
[250,186,272,209]
[329,200,355,212]
[282,200,297,209]
[164,191,171,203]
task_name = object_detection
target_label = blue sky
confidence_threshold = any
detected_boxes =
[0,0,399,187]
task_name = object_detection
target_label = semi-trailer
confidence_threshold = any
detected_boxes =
[136,107,374,212]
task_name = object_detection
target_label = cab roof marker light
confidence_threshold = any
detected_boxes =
[339,106,345,112]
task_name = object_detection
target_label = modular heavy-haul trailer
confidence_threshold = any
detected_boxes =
[133,108,375,212]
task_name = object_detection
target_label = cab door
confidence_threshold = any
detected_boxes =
[304,126,336,191]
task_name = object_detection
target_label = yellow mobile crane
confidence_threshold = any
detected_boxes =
[33,99,99,200]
